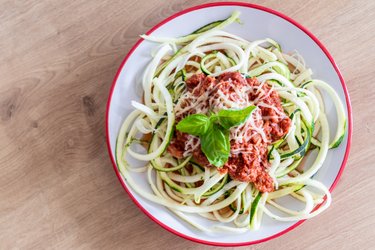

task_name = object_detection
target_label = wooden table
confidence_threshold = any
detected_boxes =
[0,0,373,249]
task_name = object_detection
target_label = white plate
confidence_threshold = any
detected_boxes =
[106,2,352,246]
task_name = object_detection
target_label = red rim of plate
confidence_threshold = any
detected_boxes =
[105,2,353,247]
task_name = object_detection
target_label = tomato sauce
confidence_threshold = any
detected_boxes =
[168,72,291,192]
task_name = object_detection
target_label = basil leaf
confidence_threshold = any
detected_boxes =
[200,124,230,167]
[217,105,256,129]
[176,114,210,136]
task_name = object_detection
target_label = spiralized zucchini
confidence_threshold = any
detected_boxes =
[115,11,346,232]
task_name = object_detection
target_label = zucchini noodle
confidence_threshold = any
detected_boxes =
[115,11,346,232]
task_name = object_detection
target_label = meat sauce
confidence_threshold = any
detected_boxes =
[167,72,291,193]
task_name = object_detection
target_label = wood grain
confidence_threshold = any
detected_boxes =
[0,0,373,249]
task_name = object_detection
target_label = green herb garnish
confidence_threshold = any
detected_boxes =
[176,106,256,167]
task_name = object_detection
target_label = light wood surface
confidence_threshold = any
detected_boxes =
[0,0,373,249]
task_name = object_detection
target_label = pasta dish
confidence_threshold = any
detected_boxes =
[115,11,346,232]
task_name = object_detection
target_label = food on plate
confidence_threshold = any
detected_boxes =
[115,11,346,232]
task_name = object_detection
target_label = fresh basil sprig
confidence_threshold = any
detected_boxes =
[176,114,210,136]
[200,123,230,167]
[217,106,256,129]
[175,105,256,167]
